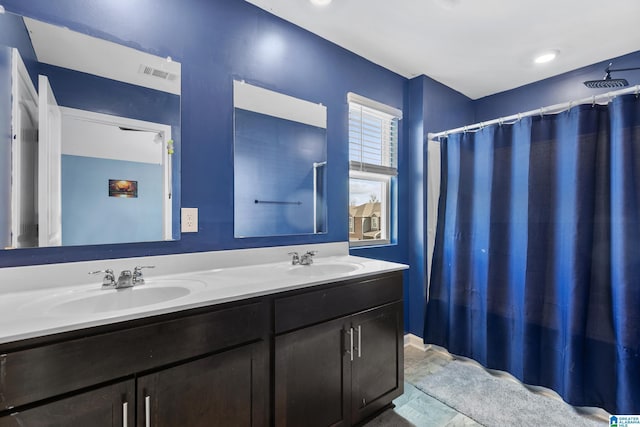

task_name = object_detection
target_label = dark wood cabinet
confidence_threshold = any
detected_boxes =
[274,273,404,427]
[0,271,403,427]
[0,380,134,427]
[275,316,351,427]
[0,300,268,427]
[137,342,266,427]
[350,302,403,424]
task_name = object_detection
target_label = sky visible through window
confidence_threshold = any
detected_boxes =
[350,178,382,206]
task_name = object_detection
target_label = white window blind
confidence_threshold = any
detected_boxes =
[348,93,401,176]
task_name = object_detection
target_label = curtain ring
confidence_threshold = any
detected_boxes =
[592,95,596,107]
[463,126,468,134]
[635,85,639,98]
[539,107,544,118]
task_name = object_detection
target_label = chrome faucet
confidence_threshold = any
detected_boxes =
[300,251,318,265]
[117,270,134,289]
[90,265,155,289]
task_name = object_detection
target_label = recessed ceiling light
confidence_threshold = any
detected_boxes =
[310,0,332,6]
[534,50,559,64]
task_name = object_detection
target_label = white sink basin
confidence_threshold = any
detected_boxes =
[43,279,206,315]
[286,262,363,277]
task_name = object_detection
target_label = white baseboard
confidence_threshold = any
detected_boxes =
[403,333,427,351]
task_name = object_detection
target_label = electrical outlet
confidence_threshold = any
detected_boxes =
[181,208,198,233]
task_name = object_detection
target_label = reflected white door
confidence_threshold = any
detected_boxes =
[10,49,39,248]
[38,75,62,247]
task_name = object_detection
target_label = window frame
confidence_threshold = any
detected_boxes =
[347,93,400,248]
[349,171,391,247]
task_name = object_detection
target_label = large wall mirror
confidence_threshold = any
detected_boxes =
[0,11,181,249]
[233,80,327,237]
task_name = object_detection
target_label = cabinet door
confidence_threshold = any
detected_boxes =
[275,317,351,427]
[0,380,134,427]
[350,302,404,424]
[137,342,267,427]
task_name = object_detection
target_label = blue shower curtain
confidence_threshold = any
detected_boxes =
[425,94,640,414]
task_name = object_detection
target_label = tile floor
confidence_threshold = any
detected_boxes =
[365,346,483,427]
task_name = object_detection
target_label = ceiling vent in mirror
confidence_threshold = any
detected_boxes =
[138,65,178,81]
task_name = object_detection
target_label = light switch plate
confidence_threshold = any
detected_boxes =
[181,208,198,233]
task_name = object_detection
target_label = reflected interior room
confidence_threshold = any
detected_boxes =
[0,0,639,426]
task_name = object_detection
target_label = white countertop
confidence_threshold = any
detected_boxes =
[0,246,407,345]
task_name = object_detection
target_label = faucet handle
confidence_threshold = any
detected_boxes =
[300,251,317,265]
[89,269,116,288]
[133,265,155,284]
[288,252,300,265]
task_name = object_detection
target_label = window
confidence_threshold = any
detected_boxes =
[348,93,401,246]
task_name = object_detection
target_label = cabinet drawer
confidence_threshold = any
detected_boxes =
[0,301,266,411]
[0,380,134,427]
[274,272,402,334]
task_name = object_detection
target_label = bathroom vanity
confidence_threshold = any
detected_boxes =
[0,247,406,427]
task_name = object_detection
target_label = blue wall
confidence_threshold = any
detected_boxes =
[61,155,163,246]
[234,109,325,237]
[0,46,11,248]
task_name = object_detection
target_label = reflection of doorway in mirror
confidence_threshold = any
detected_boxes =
[60,108,172,246]
[38,74,63,247]
[8,49,39,249]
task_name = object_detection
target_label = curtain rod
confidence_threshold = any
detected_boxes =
[428,84,640,140]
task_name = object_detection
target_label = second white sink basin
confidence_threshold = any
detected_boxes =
[45,279,205,316]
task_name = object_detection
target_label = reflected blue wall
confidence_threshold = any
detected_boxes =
[61,155,163,245]
[0,12,37,84]
[234,109,325,237]
[39,63,181,239]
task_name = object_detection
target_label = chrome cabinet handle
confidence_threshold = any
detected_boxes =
[348,328,354,361]
[145,395,151,427]
[122,402,128,427]
[357,325,362,358]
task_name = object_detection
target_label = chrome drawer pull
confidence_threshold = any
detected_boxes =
[122,402,128,427]
[145,395,151,427]
[347,328,354,361]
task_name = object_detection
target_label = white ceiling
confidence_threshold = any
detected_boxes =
[245,0,640,99]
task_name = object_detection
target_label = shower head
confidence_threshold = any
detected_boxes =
[583,74,628,89]
[583,63,640,89]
